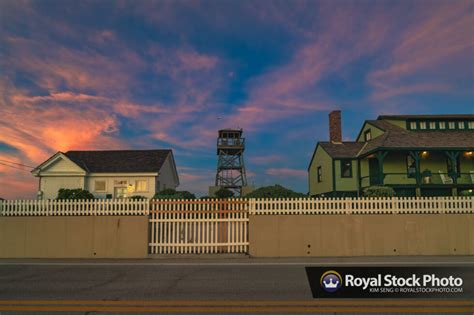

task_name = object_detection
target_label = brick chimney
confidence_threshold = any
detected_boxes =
[329,110,342,143]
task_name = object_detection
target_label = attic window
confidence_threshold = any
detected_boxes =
[95,180,106,192]
[364,129,372,141]
[439,121,446,129]
[448,121,456,129]
[469,121,474,129]
[458,121,465,129]
[429,122,436,129]
[409,122,417,130]
[419,121,426,130]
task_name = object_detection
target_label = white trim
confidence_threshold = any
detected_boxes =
[32,152,87,176]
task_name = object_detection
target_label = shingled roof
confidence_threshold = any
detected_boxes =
[64,150,172,173]
[358,120,474,156]
[318,142,365,158]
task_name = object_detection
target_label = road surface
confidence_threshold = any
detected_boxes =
[0,256,473,314]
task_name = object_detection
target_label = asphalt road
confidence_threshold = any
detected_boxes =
[0,256,473,314]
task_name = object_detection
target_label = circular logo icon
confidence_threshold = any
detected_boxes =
[320,270,343,293]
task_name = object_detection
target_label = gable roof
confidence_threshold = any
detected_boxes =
[64,150,172,173]
[377,114,474,120]
[319,142,365,158]
[358,120,474,156]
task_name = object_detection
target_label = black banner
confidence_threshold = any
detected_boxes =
[306,266,474,299]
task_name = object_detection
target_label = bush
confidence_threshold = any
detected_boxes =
[244,184,306,198]
[214,188,234,199]
[362,186,395,197]
[57,188,94,200]
[459,190,474,197]
[153,189,196,200]
[129,195,147,200]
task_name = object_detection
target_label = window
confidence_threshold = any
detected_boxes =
[409,121,417,130]
[419,121,426,130]
[439,121,446,129]
[469,121,474,129]
[458,121,465,129]
[406,155,416,178]
[135,180,148,192]
[94,180,106,192]
[340,160,352,178]
[317,166,322,183]
[364,129,372,141]
[448,121,456,129]
[429,121,436,130]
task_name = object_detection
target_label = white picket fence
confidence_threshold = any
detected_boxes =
[149,199,249,254]
[0,199,149,216]
[249,196,474,215]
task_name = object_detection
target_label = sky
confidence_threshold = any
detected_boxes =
[0,0,473,199]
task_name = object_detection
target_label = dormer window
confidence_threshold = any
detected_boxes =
[439,121,446,129]
[410,122,417,130]
[458,121,465,129]
[364,129,372,141]
[469,121,474,129]
[419,121,426,130]
[448,121,456,129]
[429,122,436,129]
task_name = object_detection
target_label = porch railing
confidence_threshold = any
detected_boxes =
[361,172,474,188]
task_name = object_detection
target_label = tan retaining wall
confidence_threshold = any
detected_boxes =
[249,214,474,257]
[0,216,148,258]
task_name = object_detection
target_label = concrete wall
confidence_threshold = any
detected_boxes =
[250,214,474,257]
[0,216,148,258]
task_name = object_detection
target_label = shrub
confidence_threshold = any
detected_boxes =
[362,186,395,197]
[214,188,234,199]
[57,188,94,200]
[129,195,147,200]
[153,189,196,200]
[459,190,474,197]
[244,184,306,198]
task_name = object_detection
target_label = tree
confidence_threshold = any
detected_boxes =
[214,188,234,199]
[244,184,306,198]
[153,189,196,200]
[57,188,94,200]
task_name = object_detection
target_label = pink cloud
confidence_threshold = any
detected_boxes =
[266,168,307,178]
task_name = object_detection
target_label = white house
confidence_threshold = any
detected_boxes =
[32,150,179,199]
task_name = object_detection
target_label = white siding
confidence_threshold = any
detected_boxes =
[85,175,156,199]
[156,155,179,191]
[40,176,85,199]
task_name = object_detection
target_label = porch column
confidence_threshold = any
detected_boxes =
[409,151,421,196]
[445,151,460,184]
[375,151,388,185]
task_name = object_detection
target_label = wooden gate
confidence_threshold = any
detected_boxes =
[149,199,249,254]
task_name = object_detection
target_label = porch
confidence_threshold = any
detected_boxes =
[359,149,474,196]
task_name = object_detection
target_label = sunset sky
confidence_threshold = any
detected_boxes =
[0,0,473,198]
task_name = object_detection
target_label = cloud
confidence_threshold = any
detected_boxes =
[266,168,307,178]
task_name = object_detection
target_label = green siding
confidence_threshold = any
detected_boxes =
[356,122,385,142]
[382,119,407,129]
[334,159,358,191]
[309,146,333,196]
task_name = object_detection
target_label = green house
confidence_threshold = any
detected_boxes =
[308,111,474,197]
